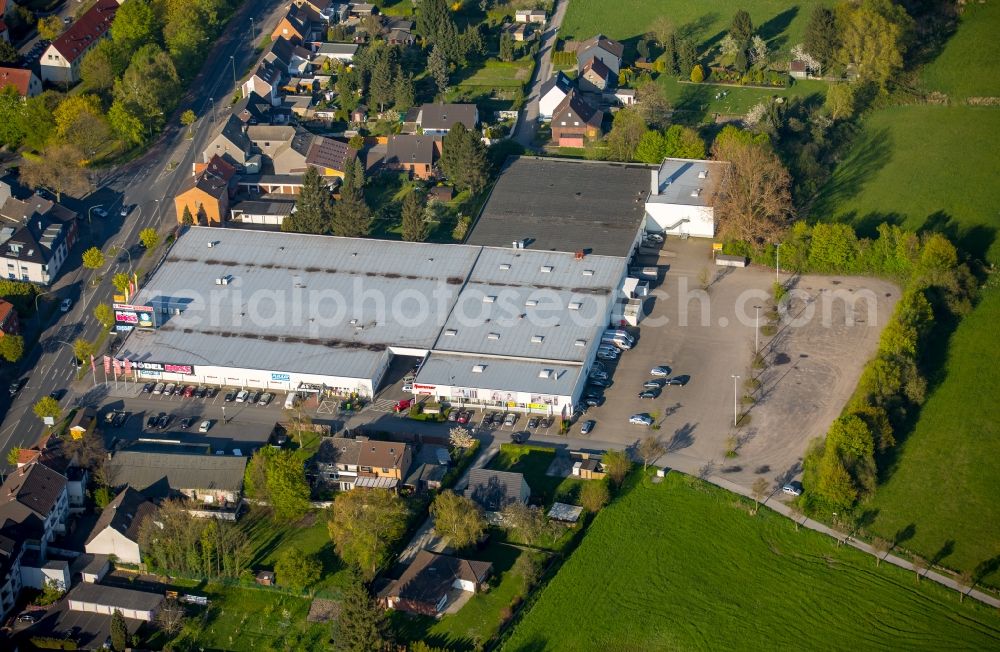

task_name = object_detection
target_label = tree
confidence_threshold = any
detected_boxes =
[956,570,974,603]
[0,334,24,363]
[427,45,449,98]
[33,396,61,424]
[638,436,665,471]
[393,71,414,111]
[649,16,675,48]
[53,95,111,158]
[82,247,106,270]
[729,10,754,45]
[513,552,542,593]
[804,6,839,67]
[0,86,26,148]
[690,64,705,83]
[265,449,311,521]
[750,35,769,68]
[677,38,698,76]
[603,450,631,487]
[825,83,857,121]
[6,446,22,466]
[787,500,804,530]
[449,426,474,449]
[500,502,549,545]
[0,40,17,65]
[369,49,396,112]
[750,477,770,514]
[180,205,195,225]
[283,167,333,234]
[20,144,91,201]
[499,32,514,62]
[114,44,180,130]
[94,304,115,330]
[82,40,127,92]
[111,0,159,54]
[329,489,408,578]
[635,130,667,164]
[330,194,372,238]
[333,572,392,652]
[912,555,928,582]
[37,16,64,42]
[110,609,128,652]
[605,107,646,162]
[400,189,428,242]
[712,126,793,245]
[112,272,131,294]
[108,100,147,145]
[662,124,706,159]
[872,537,891,567]
[440,122,488,193]
[580,480,610,513]
[719,34,741,59]
[93,485,114,510]
[836,0,913,88]
[139,227,160,250]
[36,579,65,606]
[180,109,196,135]
[18,91,59,151]
[636,81,672,130]
[431,490,486,549]
[156,598,186,635]
[73,338,96,365]
[275,546,322,591]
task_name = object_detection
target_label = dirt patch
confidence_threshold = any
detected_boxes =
[307,598,340,623]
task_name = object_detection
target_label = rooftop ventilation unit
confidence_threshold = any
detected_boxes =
[538,369,552,379]
[499,263,511,271]
[483,295,496,303]
[530,335,544,344]
[215,275,231,285]
[574,339,586,347]
[540,265,553,273]
[487,332,500,340]
[691,188,702,198]
[472,364,486,373]
[511,239,526,249]
[444,328,457,336]
[525,299,538,307]
[582,269,594,276]
[698,169,708,179]
[569,301,582,310]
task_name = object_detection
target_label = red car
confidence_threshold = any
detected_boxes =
[456,411,470,424]
[395,399,412,412]
[183,385,196,397]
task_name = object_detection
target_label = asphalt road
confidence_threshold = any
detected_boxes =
[513,0,568,148]
[0,0,287,469]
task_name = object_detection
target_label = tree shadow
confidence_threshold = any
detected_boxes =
[678,13,720,43]
[930,539,955,567]
[667,422,696,453]
[973,554,1000,585]
[919,211,997,264]
[757,7,799,51]
[893,523,916,547]
[810,126,893,218]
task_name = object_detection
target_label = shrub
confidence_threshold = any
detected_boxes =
[761,323,778,336]
[690,64,705,83]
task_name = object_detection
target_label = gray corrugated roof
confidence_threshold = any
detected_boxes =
[417,353,582,398]
[107,450,247,494]
[230,199,296,216]
[467,157,650,257]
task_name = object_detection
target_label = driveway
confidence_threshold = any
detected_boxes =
[513,0,569,148]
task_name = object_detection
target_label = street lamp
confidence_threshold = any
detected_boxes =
[775,243,782,283]
[250,17,255,43]
[731,374,740,427]
[229,55,236,85]
[87,204,103,227]
[754,305,761,354]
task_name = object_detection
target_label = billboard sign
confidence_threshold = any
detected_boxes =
[271,373,290,382]
[131,361,195,375]
[113,303,155,329]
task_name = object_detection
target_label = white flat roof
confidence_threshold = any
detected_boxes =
[648,158,726,207]
[416,352,583,398]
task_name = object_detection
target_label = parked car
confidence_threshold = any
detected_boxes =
[163,383,176,395]
[259,392,273,406]
[629,414,654,426]
[112,412,128,428]
[394,399,412,412]
[456,411,470,424]
[583,396,603,408]
[49,389,65,401]
[503,412,517,427]
[199,420,213,433]
[59,297,72,312]
[235,390,249,403]
[488,411,502,425]
[402,383,413,393]
[580,419,595,435]
[141,382,155,393]
[146,414,158,428]
[16,611,41,624]
[93,207,107,218]
[182,385,196,398]
[527,417,540,429]
[644,232,664,243]
[589,370,609,381]
[650,366,671,377]
[643,379,665,389]
[782,481,803,496]
[179,416,195,429]
[206,387,219,398]
[540,416,554,429]
[447,410,459,422]
[224,390,237,402]
[248,391,261,404]
[120,205,128,217]
[638,389,661,399]
[194,386,207,398]
[157,413,171,429]
[511,431,528,444]
[588,378,611,388]
[665,376,689,386]
[596,350,619,361]
[152,382,165,395]
[8,379,25,396]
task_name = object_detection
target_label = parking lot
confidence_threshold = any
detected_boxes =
[573,239,897,490]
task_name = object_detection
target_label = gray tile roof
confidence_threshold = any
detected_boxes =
[67,582,164,612]
[467,156,650,257]
[417,103,478,131]
[0,462,67,521]
[85,487,157,546]
[464,469,529,510]
[386,134,437,166]
[107,451,247,495]
[385,550,491,606]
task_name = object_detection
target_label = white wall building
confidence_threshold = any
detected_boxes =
[644,158,729,239]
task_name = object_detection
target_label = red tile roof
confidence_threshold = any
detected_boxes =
[0,299,15,325]
[49,0,120,64]
[0,67,35,96]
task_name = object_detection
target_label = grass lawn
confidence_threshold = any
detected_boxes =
[453,58,534,88]
[504,473,1000,650]
[920,1,1000,100]
[559,0,823,54]
[812,103,1000,586]
[660,76,827,122]
[488,444,585,507]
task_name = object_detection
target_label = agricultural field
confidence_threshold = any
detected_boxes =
[559,0,824,54]
[920,0,1000,100]
[503,473,1000,651]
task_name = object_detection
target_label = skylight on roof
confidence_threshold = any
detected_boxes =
[530,335,544,344]
[472,364,486,373]
[487,332,500,340]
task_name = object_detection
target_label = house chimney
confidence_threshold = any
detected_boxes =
[650,169,659,196]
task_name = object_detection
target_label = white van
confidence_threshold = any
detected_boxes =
[603,329,634,343]
[284,392,299,409]
[601,335,632,350]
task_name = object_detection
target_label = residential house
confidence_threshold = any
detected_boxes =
[515,9,546,24]
[40,0,120,85]
[613,88,636,107]
[15,434,89,513]
[265,36,312,77]
[315,41,359,63]
[350,104,368,123]
[66,582,164,622]
[538,71,572,120]
[84,487,157,565]
[416,103,479,135]
[293,0,340,22]
[579,56,612,93]
[0,298,19,335]
[790,59,808,79]
[0,463,69,559]
[379,550,492,616]
[386,27,416,46]
[202,115,259,172]
[644,157,727,239]
[306,136,358,178]
[0,66,42,97]
[106,449,248,506]
[575,34,624,77]
[350,2,375,17]
[550,89,604,146]
[248,125,312,175]
[237,175,305,195]
[233,91,275,125]
[463,469,530,511]
[229,198,297,226]
[271,2,315,44]
[504,22,534,42]
[384,134,437,180]
[242,59,285,106]
[174,155,236,224]
[0,193,79,285]
[67,407,97,441]
[313,436,413,490]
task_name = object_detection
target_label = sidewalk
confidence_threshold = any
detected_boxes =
[708,475,1000,609]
